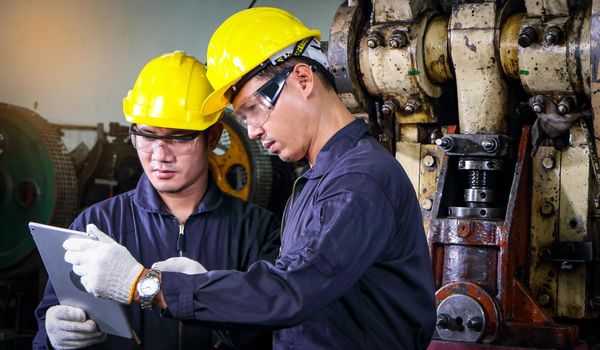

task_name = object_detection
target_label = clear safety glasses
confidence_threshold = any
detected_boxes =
[128,124,202,156]
[232,67,293,127]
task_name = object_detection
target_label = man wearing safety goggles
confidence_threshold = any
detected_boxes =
[34,51,280,350]
[58,8,436,350]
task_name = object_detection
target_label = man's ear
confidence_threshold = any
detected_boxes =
[292,63,315,97]
[207,121,224,150]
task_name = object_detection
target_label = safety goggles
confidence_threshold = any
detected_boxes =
[128,124,202,156]
[232,67,293,127]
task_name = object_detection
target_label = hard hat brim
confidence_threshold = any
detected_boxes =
[201,85,231,116]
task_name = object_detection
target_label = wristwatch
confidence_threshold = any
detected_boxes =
[137,269,161,310]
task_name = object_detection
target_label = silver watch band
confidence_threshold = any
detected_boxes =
[139,269,160,310]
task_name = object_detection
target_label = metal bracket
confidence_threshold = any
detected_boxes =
[539,241,594,268]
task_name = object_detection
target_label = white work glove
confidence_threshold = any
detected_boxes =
[45,305,106,349]
[63,224,144,304]
[151,257,208,274]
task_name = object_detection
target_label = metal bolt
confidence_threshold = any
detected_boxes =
[538,293,551,306]
[422,155,436,167]
[381,100,396,115]
[530,95,545,113]
[544,26,562,45]
[389,30,407,49]
[435,136,455,151]
[481,139,498,153]
[436,313,463,331]
[429,129,443,145]
[542,156,555,170]
[403,100,420,114]
[557,96,575,115]
[466,317,484,332]
[421,198,433,211]
[518,26,538,48]
[367,31,383,48]
[540,201,554,216]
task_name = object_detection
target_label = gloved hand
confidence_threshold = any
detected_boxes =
[45,304,107,349]
[152,257,208,274]
[63,224,144,304]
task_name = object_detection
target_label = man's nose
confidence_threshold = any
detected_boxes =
[247,124,263,141]
[151,141,174,161]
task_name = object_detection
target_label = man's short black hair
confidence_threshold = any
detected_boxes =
[255,57,337,93]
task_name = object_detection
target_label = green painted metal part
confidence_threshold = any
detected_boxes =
[0,103,77,269]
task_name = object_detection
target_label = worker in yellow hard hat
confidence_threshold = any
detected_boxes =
[60,8,436,350]
[34,51,280,350]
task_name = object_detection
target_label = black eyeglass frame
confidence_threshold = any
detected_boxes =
[128,124,203,142]
[252,67,294,110]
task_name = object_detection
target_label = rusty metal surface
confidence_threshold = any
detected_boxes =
[518,17,577,95]
[424,16,453,83]
[371,0,435,22]
[358,13,440,125]
[328,2,368,113]
[529,146,561,315]
[450,2,508,134]
[557,126,589,318]
[500,13,524,80]
[442,245,498,290]
[524,0,570,17]
[436,282,500,343]
[396,141,421,195]
[420,144,443,234]
[592,0,600,161]
[429,219,499,246]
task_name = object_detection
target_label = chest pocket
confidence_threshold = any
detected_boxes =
[276,202,339,277]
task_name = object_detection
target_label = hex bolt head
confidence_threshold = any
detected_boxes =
[557,96,575,115]
[403,100,419,114]
[422,155,436,167]
[421,198,433,211]
[381,100,396,115]
[481,139,498,153]
[537,293,551,306]
[518,26,538,48]
[540,201,554,215]
[530,95,545,113]
[367,31,383,48]
[545,26,562,45]
[466,317,484,332]
[542,156,555,170]
[435,136,455,151]
[389,30,407,49]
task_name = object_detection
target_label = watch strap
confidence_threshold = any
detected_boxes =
[138,269,160,310]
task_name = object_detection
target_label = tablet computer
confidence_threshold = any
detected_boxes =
[29,222,134,339]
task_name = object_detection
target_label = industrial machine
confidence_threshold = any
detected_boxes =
[327,0,599,348]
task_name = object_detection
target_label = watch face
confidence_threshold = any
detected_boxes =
[140,277,160,296]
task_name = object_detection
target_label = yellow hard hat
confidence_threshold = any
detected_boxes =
[123,50,221,131]
[202,7,321,115]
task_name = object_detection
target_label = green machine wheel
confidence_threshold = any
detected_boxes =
[0,103,77,269]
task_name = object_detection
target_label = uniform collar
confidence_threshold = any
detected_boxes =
[133,173,223,216]
[302,119,369,179]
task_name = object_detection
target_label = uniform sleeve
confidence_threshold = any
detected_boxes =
[213,208,280,349]
[162,173,396,329]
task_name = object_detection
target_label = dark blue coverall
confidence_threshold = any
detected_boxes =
[160,120,437,350]
[33,175,280,349]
